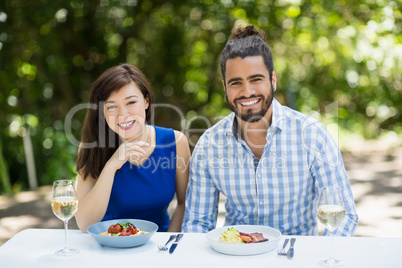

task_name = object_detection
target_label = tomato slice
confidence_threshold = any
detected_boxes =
[120,228,131,236]
[128,225,138,235]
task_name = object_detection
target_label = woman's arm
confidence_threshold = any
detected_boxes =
[167,131,190,232]
[75,138,149,232]
[75,166,116,233]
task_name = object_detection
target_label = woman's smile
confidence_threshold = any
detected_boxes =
[118,120,136,130]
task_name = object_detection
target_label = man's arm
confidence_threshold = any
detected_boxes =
[309,123,359,236]
[182,142,219,233]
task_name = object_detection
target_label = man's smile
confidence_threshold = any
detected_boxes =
[237,97,261,107]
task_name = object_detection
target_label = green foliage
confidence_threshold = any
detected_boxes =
[0,0,401,193]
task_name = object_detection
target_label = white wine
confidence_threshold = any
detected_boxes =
[51,196,78,221]
[317,204,346,232]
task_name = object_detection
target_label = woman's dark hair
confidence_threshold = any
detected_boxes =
[76,63,155,180]
[220,24,274,84]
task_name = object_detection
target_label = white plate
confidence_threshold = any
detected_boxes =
[206,225,282,255]
[87,219,158,248]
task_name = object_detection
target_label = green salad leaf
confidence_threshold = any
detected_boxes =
[117,222,134,229]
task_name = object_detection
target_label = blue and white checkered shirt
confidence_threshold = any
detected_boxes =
[182,99,358,236]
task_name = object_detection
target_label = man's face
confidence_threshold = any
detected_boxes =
[224,56,276,123]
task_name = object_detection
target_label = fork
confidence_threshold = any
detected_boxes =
[277,238,289,255]
[158,235,176,251]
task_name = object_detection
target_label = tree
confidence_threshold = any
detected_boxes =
[0,0,401,193]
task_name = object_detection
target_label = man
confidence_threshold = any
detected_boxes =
[182,25,358,236]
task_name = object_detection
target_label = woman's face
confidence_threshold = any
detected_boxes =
[103,82,149,141]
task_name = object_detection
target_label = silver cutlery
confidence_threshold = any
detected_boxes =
[287,238,296,259]
[158,234,176,251]
[277,238,289,255]
[169,233,183,254]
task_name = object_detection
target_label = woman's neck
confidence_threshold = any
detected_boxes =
[122,124,151,144]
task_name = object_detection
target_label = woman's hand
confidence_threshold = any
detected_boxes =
[105,132,149,172]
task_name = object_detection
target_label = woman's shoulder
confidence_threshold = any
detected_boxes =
[155,126,189,149]
[173,130,190,160]
[151,125,184,139]
[172,129,184,138]
[150,125,187,148]
[152,125,174,135]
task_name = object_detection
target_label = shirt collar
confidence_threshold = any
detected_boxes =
[225,98,285,140]
[271,98,285,132]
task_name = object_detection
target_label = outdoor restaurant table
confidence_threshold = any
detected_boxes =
[0,229,401,268]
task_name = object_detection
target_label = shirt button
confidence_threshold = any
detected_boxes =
[259,201,263,206]
[257,174,262,178]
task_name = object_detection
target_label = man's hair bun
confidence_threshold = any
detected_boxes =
[229,24,267,41]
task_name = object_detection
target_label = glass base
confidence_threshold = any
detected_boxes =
[55,247,79,256]
[319,258,344,267]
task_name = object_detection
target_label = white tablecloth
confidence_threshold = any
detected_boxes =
[0,229,401,268]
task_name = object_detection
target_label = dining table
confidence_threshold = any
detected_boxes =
[0,228,401,268]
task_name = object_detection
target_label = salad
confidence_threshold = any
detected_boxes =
[219,227,268,244]
[99,222,147,236]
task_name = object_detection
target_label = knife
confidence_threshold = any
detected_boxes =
[169,233,183,254]
[287,238,296,259]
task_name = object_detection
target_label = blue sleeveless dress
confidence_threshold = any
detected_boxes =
[102,126,177,232]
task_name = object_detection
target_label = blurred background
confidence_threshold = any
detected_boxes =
[0,0,401,244]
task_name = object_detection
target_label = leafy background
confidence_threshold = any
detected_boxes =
[0,0,401,193]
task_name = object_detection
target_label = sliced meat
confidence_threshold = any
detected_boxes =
[239,231,269,243]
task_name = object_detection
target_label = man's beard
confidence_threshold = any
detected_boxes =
[225,87,274,123]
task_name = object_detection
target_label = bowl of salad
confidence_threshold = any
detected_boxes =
[206,225,282,255]
[87,219,158,248]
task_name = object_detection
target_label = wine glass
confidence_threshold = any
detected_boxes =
[317,186,346,267]
[51,180,79,256]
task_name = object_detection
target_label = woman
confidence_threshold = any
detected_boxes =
[75,63,190,232]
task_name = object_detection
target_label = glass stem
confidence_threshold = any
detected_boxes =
[330,231,334,260]
[64,220,69,250]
